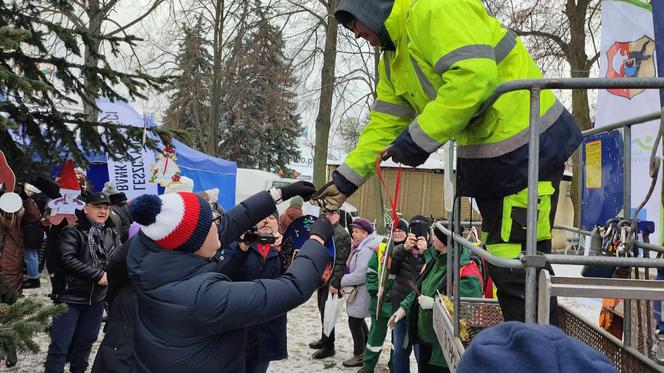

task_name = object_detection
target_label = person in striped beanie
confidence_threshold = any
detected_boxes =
[125,182,338,372]
[129,191,217,255]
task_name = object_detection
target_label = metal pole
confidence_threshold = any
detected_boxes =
[446,141,455,297]
[623,126,633,347]
[453,196,461,337]
[581,111,662,137]
[525,88,541,324]
[577,149,584,227]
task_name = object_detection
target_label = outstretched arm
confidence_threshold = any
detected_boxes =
[194,239,330,333]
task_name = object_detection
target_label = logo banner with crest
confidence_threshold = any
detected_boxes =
[594,0,660,241]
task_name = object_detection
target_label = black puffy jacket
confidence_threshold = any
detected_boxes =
[388,243,425,311]
[51,212,120,305]
[127,191,331,372]
[92,233,252,373]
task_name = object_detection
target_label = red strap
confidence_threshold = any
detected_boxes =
[375,154,402,228]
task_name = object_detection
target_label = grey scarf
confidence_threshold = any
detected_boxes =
[87,223,109,270]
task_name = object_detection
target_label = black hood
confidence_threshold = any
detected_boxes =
[335,0,396,50]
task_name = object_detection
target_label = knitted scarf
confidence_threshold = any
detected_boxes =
[87,223,109,270]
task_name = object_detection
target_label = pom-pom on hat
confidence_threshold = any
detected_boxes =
[102,181,119,195]
[129,192,213,253]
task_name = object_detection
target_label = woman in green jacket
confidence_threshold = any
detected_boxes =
[388,224,483,373]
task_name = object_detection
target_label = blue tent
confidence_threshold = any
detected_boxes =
[45,103,235,209]
[8,99,237,210]
[84,139,236,210]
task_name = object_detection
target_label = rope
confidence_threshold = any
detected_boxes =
[375,154,402,228]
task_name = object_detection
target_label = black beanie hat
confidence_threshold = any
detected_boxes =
[335,0,396,50]
[396,219,408,232]
[433,222,448,246]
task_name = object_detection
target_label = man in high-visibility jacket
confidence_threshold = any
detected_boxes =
[312,0,582,324]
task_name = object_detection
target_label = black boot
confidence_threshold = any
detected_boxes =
[309,338,326,349]
[312,347,335,359]
[22,278,40,289]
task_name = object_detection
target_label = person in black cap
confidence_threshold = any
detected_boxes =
[44,192,121,373]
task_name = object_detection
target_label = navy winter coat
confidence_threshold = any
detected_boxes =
[127,192,330,373]
[223,241,287,362]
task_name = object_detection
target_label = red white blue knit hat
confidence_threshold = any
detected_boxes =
[129,192,213,253]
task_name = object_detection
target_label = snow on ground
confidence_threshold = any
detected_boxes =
[2,275,416,373]
[2,264,603,373]
[553,264,603,326]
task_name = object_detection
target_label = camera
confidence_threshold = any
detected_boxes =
[240,228,276,245]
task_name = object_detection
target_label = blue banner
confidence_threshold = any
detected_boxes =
[655,1,664,105]
[581,131,624,230]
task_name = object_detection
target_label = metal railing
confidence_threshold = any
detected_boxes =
[438,77,664,360]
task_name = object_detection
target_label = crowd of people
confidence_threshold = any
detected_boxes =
[0,0,634,370]
[0,165,619,373]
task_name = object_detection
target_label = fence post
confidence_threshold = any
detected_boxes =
[623,126,633,347]
[447,141,455,297]
[525,88,541,323]
[453,195,462,336]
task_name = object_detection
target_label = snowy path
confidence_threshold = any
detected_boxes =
[3,264,602,372]
[3,277,415,373]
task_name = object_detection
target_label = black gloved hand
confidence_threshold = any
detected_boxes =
[310,216,334,243]
[382,129,432,167]
[280,181,316,201]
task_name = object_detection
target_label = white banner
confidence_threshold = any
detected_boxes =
[595,0,661,240]
[97,99,157,200]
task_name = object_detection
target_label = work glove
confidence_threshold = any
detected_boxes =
[310,216,334,245]
[312,180,348,211]
[381,129,432,167]
[388,307,407,329]
[418,295,434,310]
[280,181,317,201]
[313,168,360,211]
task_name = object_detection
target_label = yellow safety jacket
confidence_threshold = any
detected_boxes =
[335,0,581,200]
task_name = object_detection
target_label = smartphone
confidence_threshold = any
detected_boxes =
[409,223,429,238]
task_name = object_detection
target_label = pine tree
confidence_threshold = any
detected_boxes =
[218,8,302,173]
[0,0,169,174]
[0,273,66,363]
[163,17,213,151]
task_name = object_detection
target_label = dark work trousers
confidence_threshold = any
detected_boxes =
[477,165,563,326]
[245,358,270,373]
[44,302,105,373]
[316,285,335,348]
[417,342,450,373]
[348,316,369,356]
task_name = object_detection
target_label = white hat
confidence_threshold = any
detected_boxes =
[164,176,194,194]
[0,192,22,213]
[24,183,42,195]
